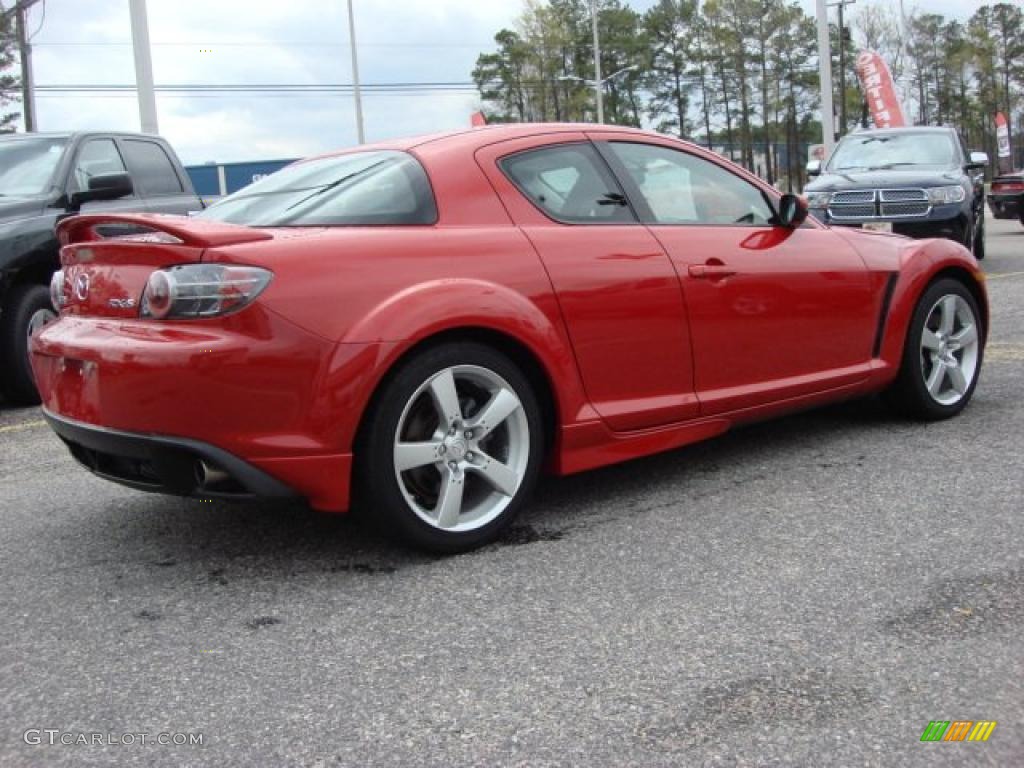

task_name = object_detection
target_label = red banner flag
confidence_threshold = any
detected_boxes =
[855,51,906,129]
[995,112,1012,173]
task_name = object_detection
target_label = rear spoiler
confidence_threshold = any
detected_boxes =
[57,213,273,248]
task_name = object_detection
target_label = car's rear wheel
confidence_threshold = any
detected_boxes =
[0,283,56,405]
[356,342,544,553]
[886,278,983,420]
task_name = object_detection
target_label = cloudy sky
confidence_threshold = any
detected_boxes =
[12,0,998,165]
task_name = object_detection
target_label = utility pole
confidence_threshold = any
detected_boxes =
[590,0,603,124]
[346,0,365,144]
[128,0,158,133]
[829,0,856,138]
[6,0,42,131]
[815,0,835,158]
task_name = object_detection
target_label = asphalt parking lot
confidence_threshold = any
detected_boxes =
[1,216,1022,767]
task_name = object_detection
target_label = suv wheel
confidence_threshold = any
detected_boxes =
[972,214,985,260]
[0,283,55,405]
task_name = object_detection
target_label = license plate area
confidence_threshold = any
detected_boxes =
[862,222,893,233]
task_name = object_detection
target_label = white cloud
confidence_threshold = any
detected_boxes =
[24,0,518,163]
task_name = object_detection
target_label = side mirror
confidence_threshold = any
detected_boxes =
[69,172,134,209]
[965,151,989,170]
[777,193,809,229]
[806,160,822,177]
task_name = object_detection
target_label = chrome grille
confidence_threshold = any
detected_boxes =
[880,201,929,217]
[828,187,931,220]
[831,190,875,204]
[830,204,876,220]
[880,188,927,202]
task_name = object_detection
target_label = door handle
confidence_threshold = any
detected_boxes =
[688,263,736,279]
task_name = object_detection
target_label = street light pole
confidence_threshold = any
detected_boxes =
[829,0,856,138]
[346,0,365,144]
[6,0,42,131]
[815,0,835,158]
[558,66,636,124]
[590,0,603,124]
[128,0,159,133]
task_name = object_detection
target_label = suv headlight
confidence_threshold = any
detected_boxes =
[806,192,832,209]
[926,185,966,205]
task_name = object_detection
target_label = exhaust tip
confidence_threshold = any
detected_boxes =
[195,460,233,492]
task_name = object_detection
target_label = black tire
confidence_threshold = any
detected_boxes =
[972,214,985,260]
[355,341,544,554]
[885,278,983,421]
[0,283,55,405]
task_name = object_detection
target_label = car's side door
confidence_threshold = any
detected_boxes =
[476,134,698,431]
[592,134,878,416]
[67,137,144,216]
[116,138,198,215]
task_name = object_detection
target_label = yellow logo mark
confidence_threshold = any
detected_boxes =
[968,721,997,742]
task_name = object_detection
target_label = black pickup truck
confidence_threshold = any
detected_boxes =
[0,131,202,404]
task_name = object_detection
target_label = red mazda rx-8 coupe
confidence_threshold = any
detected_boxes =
[32,124,987,552]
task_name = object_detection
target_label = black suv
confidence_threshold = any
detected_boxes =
[0,132,202,404]
[804,126,988,260]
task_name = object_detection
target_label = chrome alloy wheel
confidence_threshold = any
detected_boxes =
[919,294,980,406]
[393,365,530,533]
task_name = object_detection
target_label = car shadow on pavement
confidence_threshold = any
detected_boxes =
[53,395,898,582]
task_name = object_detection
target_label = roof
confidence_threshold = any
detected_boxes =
[303,122,655,162]
[0,130,166,142]
[848,125,957,136]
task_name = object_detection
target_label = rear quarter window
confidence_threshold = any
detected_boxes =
[198,150,438,227]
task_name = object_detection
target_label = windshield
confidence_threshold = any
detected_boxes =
[0,136,68,197]
[198,150,437,226]
[827,132,959,172]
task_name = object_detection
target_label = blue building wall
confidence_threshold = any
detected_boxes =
[185,158,298,202]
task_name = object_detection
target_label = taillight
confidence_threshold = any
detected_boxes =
[50,269,66,310]
[141,264,272,319]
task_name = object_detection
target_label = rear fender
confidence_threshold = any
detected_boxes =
[319,278,591,452]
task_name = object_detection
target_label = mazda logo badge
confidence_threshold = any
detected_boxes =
[74,274,90,301]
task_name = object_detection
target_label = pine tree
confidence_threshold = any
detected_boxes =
[1,6,22,132]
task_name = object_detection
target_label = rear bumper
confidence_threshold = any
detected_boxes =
[30,310,363,511]
[44,409,298,501]
[988,194,1022,219]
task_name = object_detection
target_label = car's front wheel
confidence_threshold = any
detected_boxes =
[356,341,544,553]
[972,214,985,260]
[886,278,983,420]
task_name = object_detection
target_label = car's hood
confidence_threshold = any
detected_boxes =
[0,196,48,225]
[805,168,964,192]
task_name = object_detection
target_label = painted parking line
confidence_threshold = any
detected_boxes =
[985,271,1024,281]
[0,419,46,435]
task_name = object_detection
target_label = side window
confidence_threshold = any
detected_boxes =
[69,139,128,193]
[121,140,184,196]
[608,142,775,227]
[500,143,634,224]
